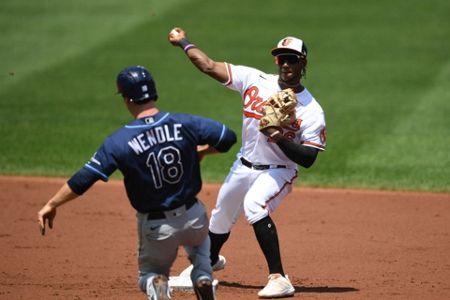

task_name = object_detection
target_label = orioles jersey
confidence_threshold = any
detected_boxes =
[223,63,326,169]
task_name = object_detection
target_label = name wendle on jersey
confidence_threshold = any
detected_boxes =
[128,124,183,155]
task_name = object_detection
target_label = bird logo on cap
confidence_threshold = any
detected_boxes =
[281,38,293,46]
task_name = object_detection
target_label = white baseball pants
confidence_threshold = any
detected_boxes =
[209,158,298,234]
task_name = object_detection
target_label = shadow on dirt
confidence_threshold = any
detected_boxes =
[220,281,358,293]
[296,286,359,293]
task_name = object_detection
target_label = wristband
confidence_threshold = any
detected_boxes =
[179,38,197,53]
[270,130,282,138]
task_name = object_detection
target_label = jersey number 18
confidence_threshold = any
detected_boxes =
[146,146,184,189]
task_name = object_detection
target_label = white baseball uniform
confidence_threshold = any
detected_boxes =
[209,63,326,232]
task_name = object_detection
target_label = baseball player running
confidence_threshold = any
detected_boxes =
[168,28,326,298]
[37,65,237,300]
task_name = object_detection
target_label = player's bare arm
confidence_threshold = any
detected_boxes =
[37,183,79,235]
[168,27,229,83]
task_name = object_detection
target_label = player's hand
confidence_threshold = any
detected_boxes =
[38,204,57,235]
[168,27,187,45]
[197,144,210,162]
[197,144,220,161]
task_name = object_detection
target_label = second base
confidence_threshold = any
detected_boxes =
[169,275,219,292]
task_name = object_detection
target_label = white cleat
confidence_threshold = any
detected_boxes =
[257,273,295,298]
[179,255,227,277]
[211,255,226,272]
[146,274,171,300]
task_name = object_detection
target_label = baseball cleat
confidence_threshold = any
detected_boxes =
[212,255,227,272]
[257,273,295,298]
[194,276,216,300]
[179,255,227,277]
[146,274,171,300]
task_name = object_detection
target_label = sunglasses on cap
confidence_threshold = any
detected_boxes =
[276,54,301,65]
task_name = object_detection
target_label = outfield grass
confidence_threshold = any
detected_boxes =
[1,0,449,192]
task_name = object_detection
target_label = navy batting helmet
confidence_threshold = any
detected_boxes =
[116,65,158,102]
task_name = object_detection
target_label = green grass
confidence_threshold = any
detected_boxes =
[1,0,449,192]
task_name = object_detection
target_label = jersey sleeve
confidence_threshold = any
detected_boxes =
[191,115,237,152]
[82,138,120,181]
[67,138,119,195]
[300,111,327,151]
[67,166,102,195]
[223,63,259,94]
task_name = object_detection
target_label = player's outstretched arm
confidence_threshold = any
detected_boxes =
[37,183,79,235]
[168,27,229,84]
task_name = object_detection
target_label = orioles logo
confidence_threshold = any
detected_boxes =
[281,38,293,46]
[243,86,266,119]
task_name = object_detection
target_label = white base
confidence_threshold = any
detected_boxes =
[169,276,219,292]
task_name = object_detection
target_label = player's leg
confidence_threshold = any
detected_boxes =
[253,215,284,274]
[243,168,297,297]
[136,213,178,299]
[208,159,254,265]
[184,237,217,300]
[177,160,254,280]
[182,201,216,299]
[244,168,297,225]
[182,201,213,281]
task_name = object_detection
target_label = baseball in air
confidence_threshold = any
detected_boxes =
[171,29,179,36]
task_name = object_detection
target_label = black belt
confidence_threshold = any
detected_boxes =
[146,197,197,220]
[240,157,286,170]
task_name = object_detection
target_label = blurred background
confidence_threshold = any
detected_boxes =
[1,0,449,192]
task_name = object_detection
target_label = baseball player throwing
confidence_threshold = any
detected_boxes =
[37,65,237,300]
[168,28,326,298]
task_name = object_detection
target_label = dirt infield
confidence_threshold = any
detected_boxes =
[1,176,449,300]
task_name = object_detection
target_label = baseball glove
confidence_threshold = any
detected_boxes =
[259,88,297,131]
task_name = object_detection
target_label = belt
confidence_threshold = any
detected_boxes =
[240,157,287,170]
[146,197,197,220]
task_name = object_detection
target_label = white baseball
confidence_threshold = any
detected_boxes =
[171,29,180,36]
